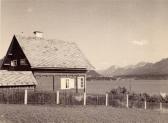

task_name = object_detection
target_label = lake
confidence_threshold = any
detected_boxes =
[87,80,168,95]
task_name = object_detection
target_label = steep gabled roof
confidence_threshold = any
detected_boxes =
[0,70,37,86]
[14,35,94,70]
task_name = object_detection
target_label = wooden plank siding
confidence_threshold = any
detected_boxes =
[34,72,86,93]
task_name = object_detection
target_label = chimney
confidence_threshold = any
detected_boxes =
[33,31,43,38]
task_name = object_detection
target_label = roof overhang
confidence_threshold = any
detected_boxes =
[0,70,37,87]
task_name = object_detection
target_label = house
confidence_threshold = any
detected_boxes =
[1,32,94,92]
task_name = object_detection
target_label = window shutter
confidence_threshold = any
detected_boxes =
[61,78,66,89]
[69,78,75,88]
[78,77,84,89]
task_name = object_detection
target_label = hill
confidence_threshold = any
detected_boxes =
[87,70,116,80]
[99,58,168,79]
[87,70,102,78]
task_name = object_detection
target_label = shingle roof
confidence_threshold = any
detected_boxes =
[15,35,94,70]
[0,70,37,86]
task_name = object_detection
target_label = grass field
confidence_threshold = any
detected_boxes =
[0,104,168,123]
[87,80,168,95]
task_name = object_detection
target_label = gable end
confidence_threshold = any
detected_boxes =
[1,36,31,71]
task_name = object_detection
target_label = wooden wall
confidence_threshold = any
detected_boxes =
[34,72,86,93]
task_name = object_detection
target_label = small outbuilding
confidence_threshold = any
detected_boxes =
[0,70,37,89]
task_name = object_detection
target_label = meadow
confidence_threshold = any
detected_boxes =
[0,104,168,123]
[0,80,168,123]
[87,80,168,95]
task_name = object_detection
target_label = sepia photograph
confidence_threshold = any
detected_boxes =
[0,0,168,123]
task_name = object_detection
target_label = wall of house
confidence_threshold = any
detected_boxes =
[34,72,86,93]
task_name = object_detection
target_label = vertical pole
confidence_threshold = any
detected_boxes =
[76,76,78,93]
[126,94,129,108]
[6,89,9,104]
[160,102,162,110]
[144,100,147,110]
[84,92,86,106]
[56,90,59,104]
[24,89,27,105]
[34,85,36,92]
[84,74,86,93]
[53,75,55,91]
[97,96,99,105]
[106,93,108,106]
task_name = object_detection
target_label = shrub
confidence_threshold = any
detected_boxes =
[109,87,168,103]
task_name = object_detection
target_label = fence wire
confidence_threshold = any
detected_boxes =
[0,89,168,111]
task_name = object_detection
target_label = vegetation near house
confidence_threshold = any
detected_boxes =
[110,87,168,103]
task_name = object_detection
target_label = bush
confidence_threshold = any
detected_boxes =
[110,86,128,95]
[109,87,168,103]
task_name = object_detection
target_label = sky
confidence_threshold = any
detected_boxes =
[0,0,168,70]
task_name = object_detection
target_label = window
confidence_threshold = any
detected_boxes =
[20,59,27,65]
[61,78,75,89]
[4,63,10,66]
[78,77,85,89]
[81,78,84,88]
[11,60,17,66]
[8,53,12,56]
[65,79,69,89]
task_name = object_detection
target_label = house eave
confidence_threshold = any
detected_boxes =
[0,85,36,88]
[31,67,87,70]
[31,67,88,73]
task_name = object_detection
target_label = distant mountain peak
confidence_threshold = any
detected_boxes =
[99,58,168,77]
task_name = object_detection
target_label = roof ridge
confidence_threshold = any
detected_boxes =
[15,35,75,44]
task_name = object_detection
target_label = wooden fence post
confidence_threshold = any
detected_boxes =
[160,102,162,110]
[105,93,108,106]
[56,91,60,104]
[144,100,147,110]
[126,94,129,108]
[97,96,99,105]
[84,92,86,106]
[24,89,28,105]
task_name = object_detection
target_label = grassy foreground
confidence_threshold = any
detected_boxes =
[0,104,167,123]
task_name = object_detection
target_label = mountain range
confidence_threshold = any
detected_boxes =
[87,70,102,78]
[98,58,168,78]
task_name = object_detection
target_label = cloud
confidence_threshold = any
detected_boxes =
[27,8,33,13]
[130,40,148,46]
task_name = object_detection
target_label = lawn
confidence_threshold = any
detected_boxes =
[0,104,168,123]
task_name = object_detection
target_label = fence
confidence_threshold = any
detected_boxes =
[0,89,168,111]
[0,89,24,104]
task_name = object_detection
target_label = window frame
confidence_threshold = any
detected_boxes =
[78,76,85,89]
[80,78,84,88]
[61,78,75,89]
[11,60,17,67]
[20,59,27,65]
